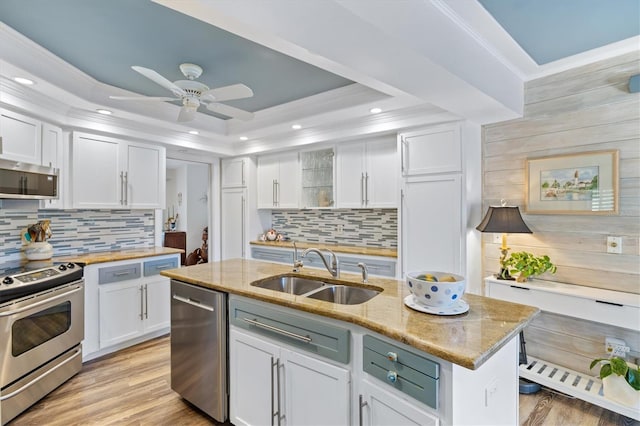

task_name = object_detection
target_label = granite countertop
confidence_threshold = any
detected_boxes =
[161,259,539,370]
[57,247,184,265]
[250,240,397,258]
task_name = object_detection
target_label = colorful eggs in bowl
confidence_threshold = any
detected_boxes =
[406,271,465,307]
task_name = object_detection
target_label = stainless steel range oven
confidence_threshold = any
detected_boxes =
[0,261,84,425]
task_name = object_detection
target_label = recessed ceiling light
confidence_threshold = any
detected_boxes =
[370,107,382,114]
[291,124,302,130]
[13,77,34,85]
[239,136,248,141]
[96,109,112,115]
[188,130,199,135]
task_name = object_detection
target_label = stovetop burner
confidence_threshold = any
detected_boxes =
[0,260,83,303]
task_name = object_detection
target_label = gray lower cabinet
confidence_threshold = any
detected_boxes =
[250,245,397,277]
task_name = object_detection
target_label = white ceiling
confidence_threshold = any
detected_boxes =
[0,0,637,159]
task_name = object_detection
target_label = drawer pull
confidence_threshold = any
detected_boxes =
[386,351,398,362]
[509,285,530,290]
[386,371,398,383]
[243,317,312,343]
[595,300,623,307]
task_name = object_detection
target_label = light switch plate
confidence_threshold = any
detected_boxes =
[607,236,622,254]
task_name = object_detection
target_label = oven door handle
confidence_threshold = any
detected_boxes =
[0,285,82,317]
[0,346,82,401]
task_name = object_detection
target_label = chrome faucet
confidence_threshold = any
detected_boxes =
[292,242,303,272]
[301,248,339,278]
[357,262,368,283]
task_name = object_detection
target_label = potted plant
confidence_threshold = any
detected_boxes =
[590,356,640,408]
[502,251,557,282]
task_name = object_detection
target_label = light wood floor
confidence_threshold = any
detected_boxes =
[10,336,639,425]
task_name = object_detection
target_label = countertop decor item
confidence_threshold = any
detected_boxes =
[503,251,557,283]
[22,220,54,260]
[476,200,532,280]
[406,271,466,309]
[590,356,640,409]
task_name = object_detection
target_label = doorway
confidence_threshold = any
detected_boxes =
[163,158,211,263]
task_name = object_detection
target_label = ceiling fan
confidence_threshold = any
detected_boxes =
[110,63,254,122]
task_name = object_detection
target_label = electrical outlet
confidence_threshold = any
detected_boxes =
[605,337,630,357]
[336,224,344,234]
[607,236,622,254]
[492,234,501,244]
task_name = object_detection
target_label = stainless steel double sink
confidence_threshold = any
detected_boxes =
[251,274,381,305]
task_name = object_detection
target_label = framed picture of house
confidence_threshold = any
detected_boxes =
[525,150,619,215]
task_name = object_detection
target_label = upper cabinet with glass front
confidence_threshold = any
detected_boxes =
[300,148,334,208]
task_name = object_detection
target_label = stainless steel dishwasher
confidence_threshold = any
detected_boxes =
[170,280,227,422]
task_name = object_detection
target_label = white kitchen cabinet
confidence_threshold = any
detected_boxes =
[99,279,145,347]
[221,157,248,188]
[83,254,178,361]
[0,108,42,164]
[337,138,397,208]
[221,188,247,259]
[125,142,165,208]
[257,152,299,208]
[71,132,165,209]
[401,174,462,276]
[99,278,169,347]
[230,328,350,426]
[359,380,438,426]
[40,123,64,209]
[300,148,334,208]
[399,123,461,176]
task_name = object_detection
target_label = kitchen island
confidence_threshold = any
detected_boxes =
[161,259,539,425]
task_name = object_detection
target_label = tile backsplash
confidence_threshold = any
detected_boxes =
[0,209,154,261]
[271,209,397,248]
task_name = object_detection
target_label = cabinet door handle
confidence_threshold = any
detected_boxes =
[271,357,276,426]
[241,159,245,186]
[401,138,407,174]
[139,285,144,320]
[361,173,365,206]
[272,180,276,206]
[271,357,283,426]
[243,317,312,343]
[365,172,369,205]
[144,284,148,319]
[276,358,283,426]
[124,171,128,205]
[275,180,280,206]
[358,394,368,426]
[241,196,246,258]
[120,171,124,205]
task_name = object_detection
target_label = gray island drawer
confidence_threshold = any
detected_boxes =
[98,262,141,284]
[230,298,350,364]
[363,334,439,409]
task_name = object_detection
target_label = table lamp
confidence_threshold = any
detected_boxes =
[476,201,532,280]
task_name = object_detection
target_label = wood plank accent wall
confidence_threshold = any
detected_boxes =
[481,51,640,374]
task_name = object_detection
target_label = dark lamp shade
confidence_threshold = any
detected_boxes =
[476,206,532,234]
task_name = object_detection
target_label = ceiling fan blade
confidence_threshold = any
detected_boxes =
[132,66,185,97]
[109,95,178,101]
[177,106,197,123]
[206,103,254,121]
[201,84,253,102]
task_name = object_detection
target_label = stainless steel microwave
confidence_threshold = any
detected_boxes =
[0,158,58,199]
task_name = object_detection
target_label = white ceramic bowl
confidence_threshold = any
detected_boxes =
[406,271,465,307]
